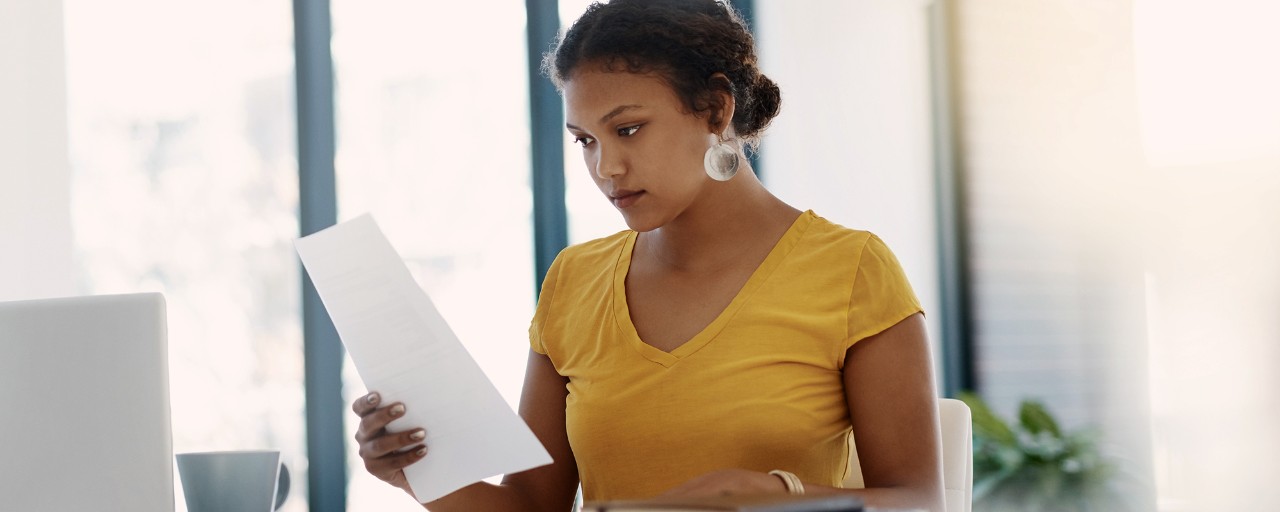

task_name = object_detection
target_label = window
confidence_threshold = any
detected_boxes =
[330,2,536,509]
[62,1,306,510]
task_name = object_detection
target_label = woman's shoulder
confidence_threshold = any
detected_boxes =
[801,211,882,255]
[793,212,912,283]
[532,230,633,337]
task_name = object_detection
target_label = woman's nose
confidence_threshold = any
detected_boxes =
[594,146,625,179]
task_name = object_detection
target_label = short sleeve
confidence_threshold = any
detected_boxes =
[528,251,565,355]
[843,234,924,352]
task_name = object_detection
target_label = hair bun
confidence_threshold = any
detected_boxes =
[744,73,782,139]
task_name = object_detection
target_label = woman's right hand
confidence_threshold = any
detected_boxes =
[352,392,428,496]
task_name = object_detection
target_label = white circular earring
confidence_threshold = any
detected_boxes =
[703,137,740,182]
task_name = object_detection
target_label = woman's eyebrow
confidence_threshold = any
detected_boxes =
[599,104,644,123]
[566,104,645,131]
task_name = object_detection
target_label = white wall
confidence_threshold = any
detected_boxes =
[1134,2,1280,509]
[0,0,75,302]
[756,0,943,378]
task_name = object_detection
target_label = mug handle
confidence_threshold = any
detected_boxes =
[274,462,290,511]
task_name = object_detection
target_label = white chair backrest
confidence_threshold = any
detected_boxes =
[938,398,973,512]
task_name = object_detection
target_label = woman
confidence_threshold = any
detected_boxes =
[352,1,944,510]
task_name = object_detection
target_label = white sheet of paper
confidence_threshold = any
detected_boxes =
[294,214,552,503]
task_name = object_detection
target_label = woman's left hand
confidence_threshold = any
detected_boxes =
[658,469,787,498]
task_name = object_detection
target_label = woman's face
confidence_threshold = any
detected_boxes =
[564,69,717,232]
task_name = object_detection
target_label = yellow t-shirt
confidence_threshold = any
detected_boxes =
[528,210,922,501]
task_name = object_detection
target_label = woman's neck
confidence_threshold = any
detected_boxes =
[638,170,802,273]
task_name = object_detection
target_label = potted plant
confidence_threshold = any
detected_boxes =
[957,392,1130,511]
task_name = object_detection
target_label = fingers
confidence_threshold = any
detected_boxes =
[350,394,429,483]
[363,445,427,483]
[360,427,428,460]
[360,428,428,482]
[352,392,381,416]
[355,400,407,442]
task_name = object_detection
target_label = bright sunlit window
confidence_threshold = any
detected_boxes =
[331,1,535,510]
[62,1,306,511]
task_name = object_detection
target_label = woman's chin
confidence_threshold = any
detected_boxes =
[617,210,664,233]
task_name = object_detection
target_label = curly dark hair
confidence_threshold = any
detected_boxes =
[544,0,782,145]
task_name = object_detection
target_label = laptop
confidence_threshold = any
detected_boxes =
[0,293,174,511]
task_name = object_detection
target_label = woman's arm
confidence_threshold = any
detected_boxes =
[824,312,945,510]
[659,314,946,512]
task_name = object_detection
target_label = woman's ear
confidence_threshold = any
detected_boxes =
[706,72,737,136]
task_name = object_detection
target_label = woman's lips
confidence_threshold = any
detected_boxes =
[610,190,645,208]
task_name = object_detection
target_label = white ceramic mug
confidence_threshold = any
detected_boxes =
[176,450,289,512]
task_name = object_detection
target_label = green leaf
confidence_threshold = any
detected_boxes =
[965,394,1128,511]
[958,391,1017,445]
[1019,400,1062,437]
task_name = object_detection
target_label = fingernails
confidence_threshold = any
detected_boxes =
[390,404,405,416]
[410,430,425,440]
[366,393,379,404]
[415,447,427,456]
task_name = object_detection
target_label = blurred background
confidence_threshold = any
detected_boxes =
[2,0,1277,511]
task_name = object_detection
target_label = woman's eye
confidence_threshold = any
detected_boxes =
[573,136,595,147]
[618,125,641,137]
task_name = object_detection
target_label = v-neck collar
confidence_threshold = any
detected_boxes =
[612,210,816,367]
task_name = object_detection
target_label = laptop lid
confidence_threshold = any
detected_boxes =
[0,292,173,511]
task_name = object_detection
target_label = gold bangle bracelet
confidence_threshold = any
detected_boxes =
[768,469,805,495]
